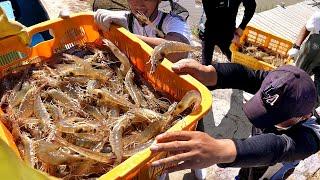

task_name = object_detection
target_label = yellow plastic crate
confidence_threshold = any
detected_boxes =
[0,12,212,179]
[230,26,293,70]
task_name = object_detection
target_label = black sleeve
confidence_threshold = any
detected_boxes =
[239,0,256,30]
[210,63,269,94]
[218,126,320,168]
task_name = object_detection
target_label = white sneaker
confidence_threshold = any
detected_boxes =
[194,168,207,180]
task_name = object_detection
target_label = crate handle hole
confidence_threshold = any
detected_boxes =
[29,29,54,47]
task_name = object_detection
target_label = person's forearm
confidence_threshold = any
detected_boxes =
[295,26,310,46]
[210,63,269,94]
[219,134,287,167]
[135,34,165,48]
[218,129,319,168]
[216,139,237,163]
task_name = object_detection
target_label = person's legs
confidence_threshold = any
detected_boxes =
[201,36,216,65]
[217,39,232,61]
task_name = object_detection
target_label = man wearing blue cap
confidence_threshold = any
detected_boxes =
[150,59,319,179]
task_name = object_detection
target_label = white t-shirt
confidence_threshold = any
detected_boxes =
[306,11,320,34]
[130,11,191,42]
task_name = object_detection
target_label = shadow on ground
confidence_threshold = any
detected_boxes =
[203,89,252,139]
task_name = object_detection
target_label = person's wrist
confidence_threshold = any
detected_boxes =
[215,139,237,163]
[235,28,243,36]
[293,43,300,50]
[203,65,217,86]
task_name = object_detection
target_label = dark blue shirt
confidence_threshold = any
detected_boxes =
[210,63,320,167]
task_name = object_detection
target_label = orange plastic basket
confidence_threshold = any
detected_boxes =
[230,26,293,70]
[0,12,212,179]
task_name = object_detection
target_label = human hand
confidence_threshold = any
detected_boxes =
[150,131,236,172]
[287,48,300,59]
[232,28,243,45]
[235,28,243,37]
[232,34,240,45]
[172,59,217,87]
[94,9,128,31]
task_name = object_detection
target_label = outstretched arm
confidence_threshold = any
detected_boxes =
[150,125,319,171]
[295,26,310,47]
[172,59,269,94]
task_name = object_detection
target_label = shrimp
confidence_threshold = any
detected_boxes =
[43,65,59,77]
[34,94,56,140]
[123,120,163,146]
[62,77,90,86]
[8,81,32,108]
[21,132,37,167]
[63,54,92,69]
[99,105,110,118]
[84,105,106,122]
[102,39,130,74]
[73,132,106,142]
[56,118,102,134]
[109,107,120,119]
[125,68,147,107]
[36,140,86,165]
[130,108,166,123]
[66,134,101,149]
[5,70,29,106]
[0,114,12,131]
[86,80,98,93]
[18,83,46,119]
[69,67,112,84]
[47,89,87,116]
[141,85,170,110]
[245,45,258,53]
[86,48,103,63]
[21,119,43,139]
[109,114,135,163]
[67,161,111,178]
[173,90,201,116]
[124,140,154,157]
[127,103,176,146]
[91,89,134,110]
[149,41,200,73]
[54,64,79,75]
[17,88,38,118]
[92,136,109,152]
[46,103,64,122]
[34,94,51,127]
[55,135,115,164]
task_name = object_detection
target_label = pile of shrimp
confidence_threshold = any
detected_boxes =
[239,42,290,67]
[0,39,201,179]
